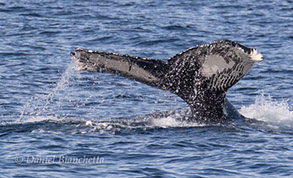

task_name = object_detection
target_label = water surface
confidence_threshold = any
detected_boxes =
[0,0,292,177]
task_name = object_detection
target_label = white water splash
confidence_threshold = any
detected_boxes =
[151,116,184,128]
[19,63,76,121]
[150,111,203,128]
[43,62,75,109]
[240,93,293,128]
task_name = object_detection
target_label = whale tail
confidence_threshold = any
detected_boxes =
[71,40,263,123]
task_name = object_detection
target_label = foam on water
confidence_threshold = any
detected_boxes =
[240,93,293,129]
[151,116,190,128]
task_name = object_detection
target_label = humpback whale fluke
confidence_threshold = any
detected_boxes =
[71,40,263,123]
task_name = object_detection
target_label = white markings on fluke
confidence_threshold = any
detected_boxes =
[250,48,263,62]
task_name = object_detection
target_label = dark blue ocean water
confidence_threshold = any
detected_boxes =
[0,0,293,177]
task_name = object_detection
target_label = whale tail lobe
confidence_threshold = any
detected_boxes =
[70,49,169,89]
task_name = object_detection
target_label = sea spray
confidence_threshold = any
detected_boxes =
[240,92,293,129]
[43,62,75,110]
[19,62,76,121]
